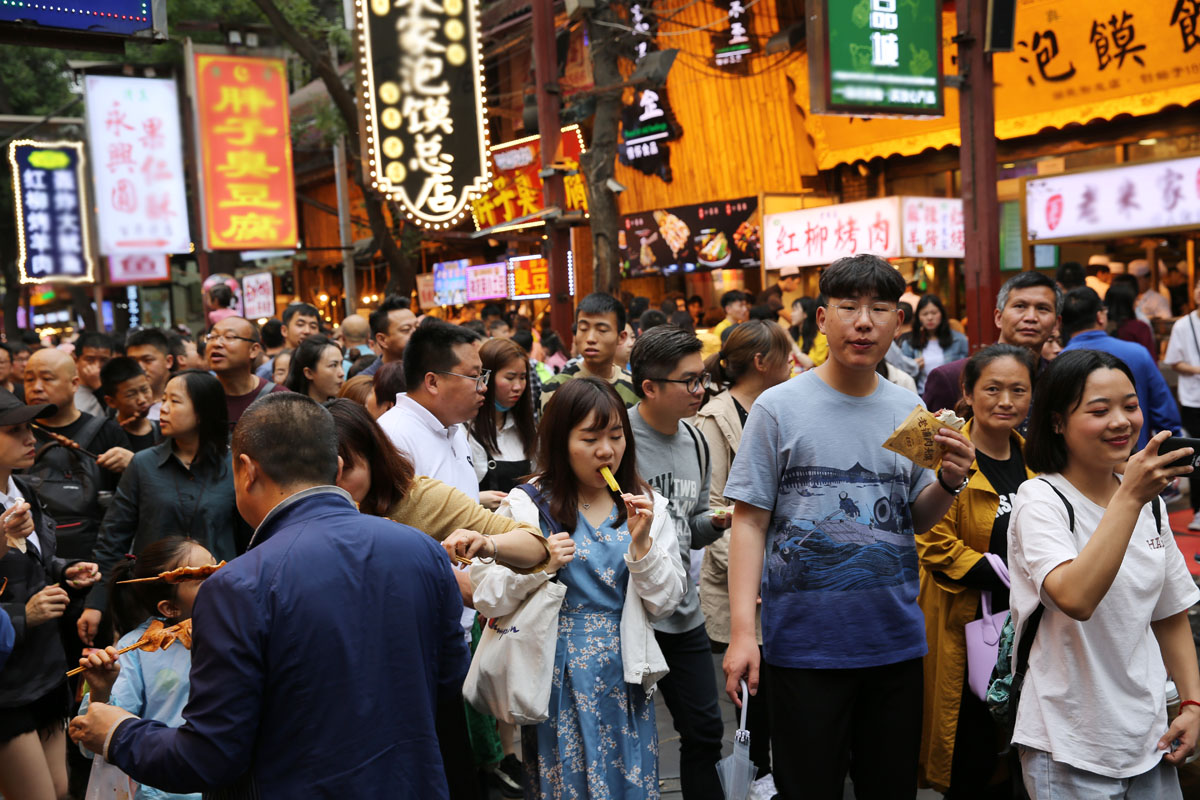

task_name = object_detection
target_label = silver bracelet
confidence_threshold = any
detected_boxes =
[477,535,497,564]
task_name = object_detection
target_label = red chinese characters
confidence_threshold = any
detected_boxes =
[193,54,297,250]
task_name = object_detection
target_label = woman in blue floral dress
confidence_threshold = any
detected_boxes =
[496,378,686,800]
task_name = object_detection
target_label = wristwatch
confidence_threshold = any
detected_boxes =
[937,468,969,496]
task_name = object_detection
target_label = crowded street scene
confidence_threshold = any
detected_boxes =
[1,0,1200,799]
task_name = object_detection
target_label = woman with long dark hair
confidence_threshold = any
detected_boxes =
[469,339,537,510]
[789,297,826,366]
[478,377,685,799]
[903,295,968,394]
[1009,350,1200,797]
[79,370,241,647]
[916,344,1036,797]
[285,335,344,403]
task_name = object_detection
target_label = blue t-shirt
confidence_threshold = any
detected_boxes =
[723,370,934,669]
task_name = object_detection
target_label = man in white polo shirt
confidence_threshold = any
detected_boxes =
[377,318,486,499]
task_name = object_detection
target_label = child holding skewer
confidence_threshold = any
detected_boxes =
[76,536,216,800]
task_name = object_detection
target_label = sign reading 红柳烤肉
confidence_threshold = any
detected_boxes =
[1025,156,1200,243]
[355,0,489,229]
[808,0,944,118]
[620,197,760,277]
[85,75,192,255]
[190,52,298,251]
[9,139,95,284]
[712,0,754,70]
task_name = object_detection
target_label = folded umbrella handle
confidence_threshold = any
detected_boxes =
[739,679,749,732]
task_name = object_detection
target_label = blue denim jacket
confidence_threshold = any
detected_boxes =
[106,487,470,799]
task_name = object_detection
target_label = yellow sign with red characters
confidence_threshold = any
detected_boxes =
[471,126,588,232]
[789,0,1200,169]
[191,52,297,250]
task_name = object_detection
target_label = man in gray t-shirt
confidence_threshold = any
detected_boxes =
[629,325,728,800]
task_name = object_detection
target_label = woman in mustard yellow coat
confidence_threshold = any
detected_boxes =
[917,344,1038,797]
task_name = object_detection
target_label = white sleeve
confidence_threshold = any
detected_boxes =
[1164,321,1188,365]
[1152,501,1200,621]
[1009,480,1077,605]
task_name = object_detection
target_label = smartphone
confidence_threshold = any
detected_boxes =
[1158,436,1200,468]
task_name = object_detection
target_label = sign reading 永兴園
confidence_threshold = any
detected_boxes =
[354,0,490,229]
[808,0,944,118]
[9,140,95,284]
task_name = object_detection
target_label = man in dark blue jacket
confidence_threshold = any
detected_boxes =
[70,393,470,799]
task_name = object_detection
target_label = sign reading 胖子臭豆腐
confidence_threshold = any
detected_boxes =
[471,126,587,232]
[808,0,944,118]
[85,76,192,256]
[9,139,95,284]
[355,0,489,229]
[190,51,298,251]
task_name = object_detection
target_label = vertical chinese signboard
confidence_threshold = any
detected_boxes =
[85,75,191,255]
[8,140,95,284]
[354,0,489,229]
[619,2,682,182]
[471,126,588,232]
[241,272,276,319]
[190,51,298,251]
[808,0,944,117]
[433,259,469,306]
[1025,156,1200,242]
[712,0,754,70]
[416,273,437,309]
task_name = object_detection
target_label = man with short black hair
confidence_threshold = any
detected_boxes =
[629,325,728,800]
[207,317,288,430]
[73,332,114,417]
[362,296,417,377]
[125,329,174,421]
[713,290,749,339]
[723,254,974,799]
[1055,261,1086,292]
[69,393,470,799]
[378,318,485,499]
[486,318,511,340]
[256,304,321,380]
[539,293,637,410]
[1061,286,1180,451]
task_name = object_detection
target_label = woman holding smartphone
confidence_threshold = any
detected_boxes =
[1009,349,1200,798]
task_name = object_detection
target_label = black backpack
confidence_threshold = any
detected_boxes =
[23,416,108,560]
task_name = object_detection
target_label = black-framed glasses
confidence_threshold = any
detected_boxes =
[827,301,898,324]
[656,372,712,394]
[202,332,258,346]
[436,369,491,392]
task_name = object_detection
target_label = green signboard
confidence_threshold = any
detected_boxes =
[807,0,944,118]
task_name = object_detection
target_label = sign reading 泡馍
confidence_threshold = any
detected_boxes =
[190,51,298,251]
[808,0,944,118]
[355,0,490,229]
[619,2,682,183]
[712,0,754,70]
[471,126,588,231]
[8,140,95,284]
[85,76,192,255]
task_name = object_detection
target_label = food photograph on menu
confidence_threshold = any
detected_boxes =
[619,196,760,277]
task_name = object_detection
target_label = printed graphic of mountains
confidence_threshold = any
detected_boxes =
[779,462,904,492]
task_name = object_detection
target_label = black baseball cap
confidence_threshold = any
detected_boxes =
[0,388,55,426]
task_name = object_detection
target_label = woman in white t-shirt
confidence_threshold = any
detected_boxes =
[1010,349,1200,798]
[1164,281,1200,531]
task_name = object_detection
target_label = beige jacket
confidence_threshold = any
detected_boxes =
[692,391,761,644]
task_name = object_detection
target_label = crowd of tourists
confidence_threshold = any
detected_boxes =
[0,253,1198,800]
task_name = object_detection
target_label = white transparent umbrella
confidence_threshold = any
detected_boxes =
[716,680,754,800]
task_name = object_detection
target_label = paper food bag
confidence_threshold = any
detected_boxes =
[882,406,965,470]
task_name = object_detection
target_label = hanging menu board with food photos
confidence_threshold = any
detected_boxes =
[619,196,760,277]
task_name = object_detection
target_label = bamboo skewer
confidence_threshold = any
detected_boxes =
[32,425,99,460]
[67,620,191,677]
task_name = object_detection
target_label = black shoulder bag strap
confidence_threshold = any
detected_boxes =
[254,380,277,402]
[514,482,561,537]
[681,420,710,482]
[75,414,108,452]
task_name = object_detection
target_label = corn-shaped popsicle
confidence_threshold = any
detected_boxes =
[600,465,621,493]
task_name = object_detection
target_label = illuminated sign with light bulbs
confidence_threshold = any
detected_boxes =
[8,139,96,285]
[353,0,490,230]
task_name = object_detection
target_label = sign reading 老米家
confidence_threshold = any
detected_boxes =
[9,140,95,284]
[85,76,191,255]
[107,254,169,285]
[712,0,754,70]
[765,196,965,269]
[355,0,490,229]
[619,2,682,183]
[809,0,944,118]
[434,259,470,306]
[190,51,298,251]
[1025,156,1200,243]
[466,263,507,301]
[241,272,276,319]
[471,126,588,231]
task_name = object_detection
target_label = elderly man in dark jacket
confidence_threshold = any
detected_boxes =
[70,393,470,799]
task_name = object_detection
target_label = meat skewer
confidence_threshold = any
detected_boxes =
[66,619,193,676]
[32,425,100,460]
[117,561,226,585]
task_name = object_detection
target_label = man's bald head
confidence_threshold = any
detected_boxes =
[24,347,79,412]
[340,315,371,348]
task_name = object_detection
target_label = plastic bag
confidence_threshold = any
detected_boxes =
[84,755,138,800]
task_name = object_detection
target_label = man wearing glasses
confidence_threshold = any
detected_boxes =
[377,318,487,500]
[628,324,729,800]
[206,317,288,430]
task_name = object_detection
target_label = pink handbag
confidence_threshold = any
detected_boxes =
[964,552,1010,702]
